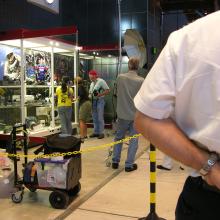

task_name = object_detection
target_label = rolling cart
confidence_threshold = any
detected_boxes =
[11,124,82,209]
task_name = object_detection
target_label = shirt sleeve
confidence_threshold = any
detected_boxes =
[100,79,110,90]
[89,82,93,94]
[70,87,74,95]
[134,33,177,120]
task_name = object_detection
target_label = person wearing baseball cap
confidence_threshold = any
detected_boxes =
[88,70,110,139]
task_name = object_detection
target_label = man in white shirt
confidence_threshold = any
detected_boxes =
[89,70,110,139]
[134,11,220,220]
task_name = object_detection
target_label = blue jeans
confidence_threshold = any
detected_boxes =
[92,98,105,134]
[58,106,72,135]
[112,118,138,168]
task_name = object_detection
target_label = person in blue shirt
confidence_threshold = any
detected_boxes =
[88,70,110,139]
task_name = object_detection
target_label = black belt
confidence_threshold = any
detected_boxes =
[191,176,220,194]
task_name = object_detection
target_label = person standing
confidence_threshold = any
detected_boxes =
[134,11,220,220]
[157,155,173,171]
[77,76,92,142]
[88,70,110,139]
[55,76,73,135]
[112,57,144,172]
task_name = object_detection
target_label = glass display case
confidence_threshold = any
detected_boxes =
[79,47,129,123]
[0,27,79,136]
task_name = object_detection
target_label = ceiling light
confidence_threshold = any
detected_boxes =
[45,0,54,4]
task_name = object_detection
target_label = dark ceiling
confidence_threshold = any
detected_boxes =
[159,0,218,21]
[160,0,215,11]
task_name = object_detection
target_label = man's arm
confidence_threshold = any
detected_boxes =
[97,89,110,97]
[134,110,220,189]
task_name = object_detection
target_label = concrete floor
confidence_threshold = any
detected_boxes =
[65,150,188,220]
[0,130,151,220]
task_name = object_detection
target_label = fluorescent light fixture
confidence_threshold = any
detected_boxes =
[0,37,76,52]
[75,46,82,51]
[80,56,94,60]
[36,47,70,53]
[79,53,87,56]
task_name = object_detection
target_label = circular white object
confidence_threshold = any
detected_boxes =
[45,0,54,4]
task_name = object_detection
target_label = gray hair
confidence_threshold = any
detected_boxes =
[128,57,140,70]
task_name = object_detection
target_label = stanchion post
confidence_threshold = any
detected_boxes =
[139,143,166,220]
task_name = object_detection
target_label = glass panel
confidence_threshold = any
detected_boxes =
[0,40,22,133]
[54,52,75,85]
[25,86,52,131]
[0,41,21,86]
[25,48,51,86]
[22,34,77,134]
[0,87,21,131]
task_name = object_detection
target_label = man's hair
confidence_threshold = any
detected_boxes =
[128,57,140,70]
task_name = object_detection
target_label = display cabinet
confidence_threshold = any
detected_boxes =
[0,27,79,136]
[79,46,129,123]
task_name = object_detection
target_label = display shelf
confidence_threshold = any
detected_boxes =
[0,27,79,134]
[28,122,78,137]
[26,85,51,88]
[0,105,21,108]
[0,86,21,88]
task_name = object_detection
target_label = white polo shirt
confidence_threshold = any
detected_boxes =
[89,78,109,100]
[134,11,220,155]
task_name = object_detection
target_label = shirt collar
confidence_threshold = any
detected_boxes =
[127,70,138,76]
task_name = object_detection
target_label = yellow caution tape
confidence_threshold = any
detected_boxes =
[0,133,142,159]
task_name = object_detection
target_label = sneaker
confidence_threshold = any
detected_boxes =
[98,134,104,139]
[89,133,99,138]
[112,163,119,169]
[125,163,138,172]
[157,165,171,171]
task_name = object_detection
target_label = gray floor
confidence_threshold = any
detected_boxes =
[0,130,151,220]
[65,149,188,220]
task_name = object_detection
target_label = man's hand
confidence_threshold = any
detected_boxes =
[204,163,220,190]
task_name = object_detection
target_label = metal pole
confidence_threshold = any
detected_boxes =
[23,124,28,165]
[117,0,122,76]
[51,45,55,128]
[139,143,166,220]
[12,126,18,186]
[20,39,26,124]
[74,31,79,125]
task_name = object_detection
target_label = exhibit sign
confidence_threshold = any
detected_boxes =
[27,0,59,14]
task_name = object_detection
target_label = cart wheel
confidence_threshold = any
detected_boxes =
[106,160,111,167]
[11,191,23,203]
[68,182,81,197]
[49,190,69,209]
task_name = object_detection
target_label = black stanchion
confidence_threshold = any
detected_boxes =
[139,143,166,220]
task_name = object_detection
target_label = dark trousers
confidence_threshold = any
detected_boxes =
[176,176,220,220]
